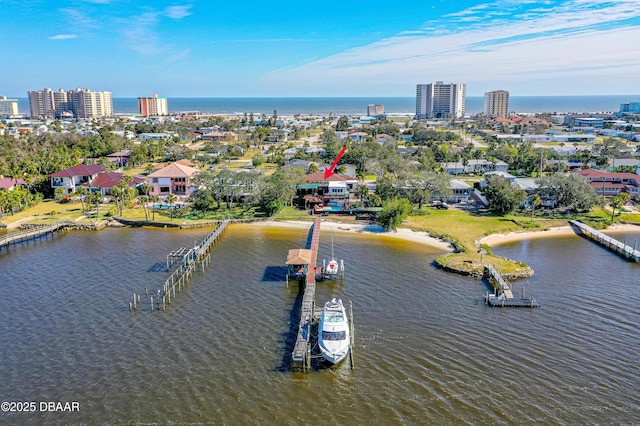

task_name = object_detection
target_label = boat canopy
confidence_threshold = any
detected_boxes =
[285,249,313,265]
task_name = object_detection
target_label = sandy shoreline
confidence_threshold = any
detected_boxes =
[478,223,640,246]
[255,220,640,250]
[251,220,455,251]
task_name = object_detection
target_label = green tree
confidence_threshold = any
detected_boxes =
[536,173,599,212]
[609,192,630,221]
[355,184,369,208]
[336,116,350,131]
[167,193,178,220]
[484,175,527,215]
[377,198,411,231]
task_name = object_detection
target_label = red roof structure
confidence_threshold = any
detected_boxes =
[0,177,27,189]
[305,172,350,183]
[49,164,105,178]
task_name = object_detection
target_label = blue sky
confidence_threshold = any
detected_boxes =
[1,0,639,97]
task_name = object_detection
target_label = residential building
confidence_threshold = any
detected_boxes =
[576,169,640,200]
[620,102,640,114]
[441,159,509,175]
[0,176,27,190]
[483,90,509,118]
[0,96,19,117]
[82,172,144,196]
[367,104,384,116]
[146,162,199,200]
[68,88,113,118]
[137,94,168,116]
[416,82,466,119]
[28,87,112,119]
[49,164,106,195]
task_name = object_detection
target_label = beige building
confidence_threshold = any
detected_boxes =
[146,162,199,200]
[27,88,112,119]
[138,94,168,116]
[0,96,19,117]
[416,82,466,119]
[484,90,510,118]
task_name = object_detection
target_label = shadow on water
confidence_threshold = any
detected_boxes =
[276,279,305,372]
[147,262,167,273]
[262,266,288,282]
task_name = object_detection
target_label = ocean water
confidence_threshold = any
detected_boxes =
[13,95,640,117]
[0,223,638,424]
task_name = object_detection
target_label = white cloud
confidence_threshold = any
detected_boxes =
[49,34,78,40]
[164,5,192,19]
[259,0,640,96]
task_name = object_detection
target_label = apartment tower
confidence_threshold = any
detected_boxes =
[137,94,169,116]
[484,90,510,118]
[0,96,19,117]
[415,82,466,119]
[27,88,112,119]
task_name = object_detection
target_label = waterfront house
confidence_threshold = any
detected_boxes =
[575,169,640,200]
[82,172,144,196]
[294,172,357,212]
[50,164,105,195]
[146,162,199,200]
[442,159,509,175]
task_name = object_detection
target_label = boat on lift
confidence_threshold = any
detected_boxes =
[318,298,350,364]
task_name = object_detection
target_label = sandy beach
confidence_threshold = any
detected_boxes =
[478,223,640,246]
[252,219,455,251]
[256,219,640,250]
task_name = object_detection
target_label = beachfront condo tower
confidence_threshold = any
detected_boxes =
[484,90,510,118]
[138,94,169,116]
[416,82,466,119]
[28,88,113,119]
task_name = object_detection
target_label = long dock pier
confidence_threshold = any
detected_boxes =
[484,265,540,308]
[569,220,640,262]
[0,221,72,251]
[291,217,321,371]
[130,219,229,312]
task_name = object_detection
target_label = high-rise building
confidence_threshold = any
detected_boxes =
[137,94,168,116]
[27,88,112,119]
[484,90,510,118]
[0,96,19,117]
[68,88,113,119]
[620,102,640,113]
[367,104,384,116]
[415,82,466,119]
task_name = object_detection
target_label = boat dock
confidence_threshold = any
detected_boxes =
[484,265,540,308]
[569,220,640,262]
[0,221,73,251]
[291,217,321,370]
[130,219,229,312]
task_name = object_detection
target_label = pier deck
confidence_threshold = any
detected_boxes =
[484,265,539,308]
[569,220,640,262]
[0,221,72,251]
[291,217,321,370]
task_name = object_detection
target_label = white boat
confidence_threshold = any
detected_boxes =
[324,229,340,278]
[318,298,350,364]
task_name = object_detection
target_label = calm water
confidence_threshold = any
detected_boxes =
[0,224,639,425]
[14,95,640,116]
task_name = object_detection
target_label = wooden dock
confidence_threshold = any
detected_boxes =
[484,265,540,308]
[569,220,640,262]
[130,219,229,312]
[0,221,72,251]
[291,217,321,370]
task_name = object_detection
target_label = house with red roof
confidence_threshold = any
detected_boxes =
[146,162,199,200]
[294,172,358,212]
[49,164,105,195]
[576,169,640,199]
[82,172,145,196]
[0,177,28,190]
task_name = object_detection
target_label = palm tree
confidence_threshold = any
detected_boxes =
[529,194,541,219]
[355,184,369,208]
[167,193,178,221]
[150,194,160,220]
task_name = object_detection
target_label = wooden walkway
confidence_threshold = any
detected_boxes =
[0,221,73,251]
[130,220,229,311]
[569,220,640,262]
[484,265,540,308]
[291,217,321,370]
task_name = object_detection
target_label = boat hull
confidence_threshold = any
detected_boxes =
[318,298,350,365]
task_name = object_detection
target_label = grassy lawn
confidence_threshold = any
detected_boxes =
[403,206,618,276]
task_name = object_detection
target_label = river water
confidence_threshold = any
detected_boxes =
[0,224,638,425]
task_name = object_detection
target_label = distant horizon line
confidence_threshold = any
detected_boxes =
[5,94,640,99]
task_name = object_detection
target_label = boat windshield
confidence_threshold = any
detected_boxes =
[325,313,344,322]
[322,330,346,341]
